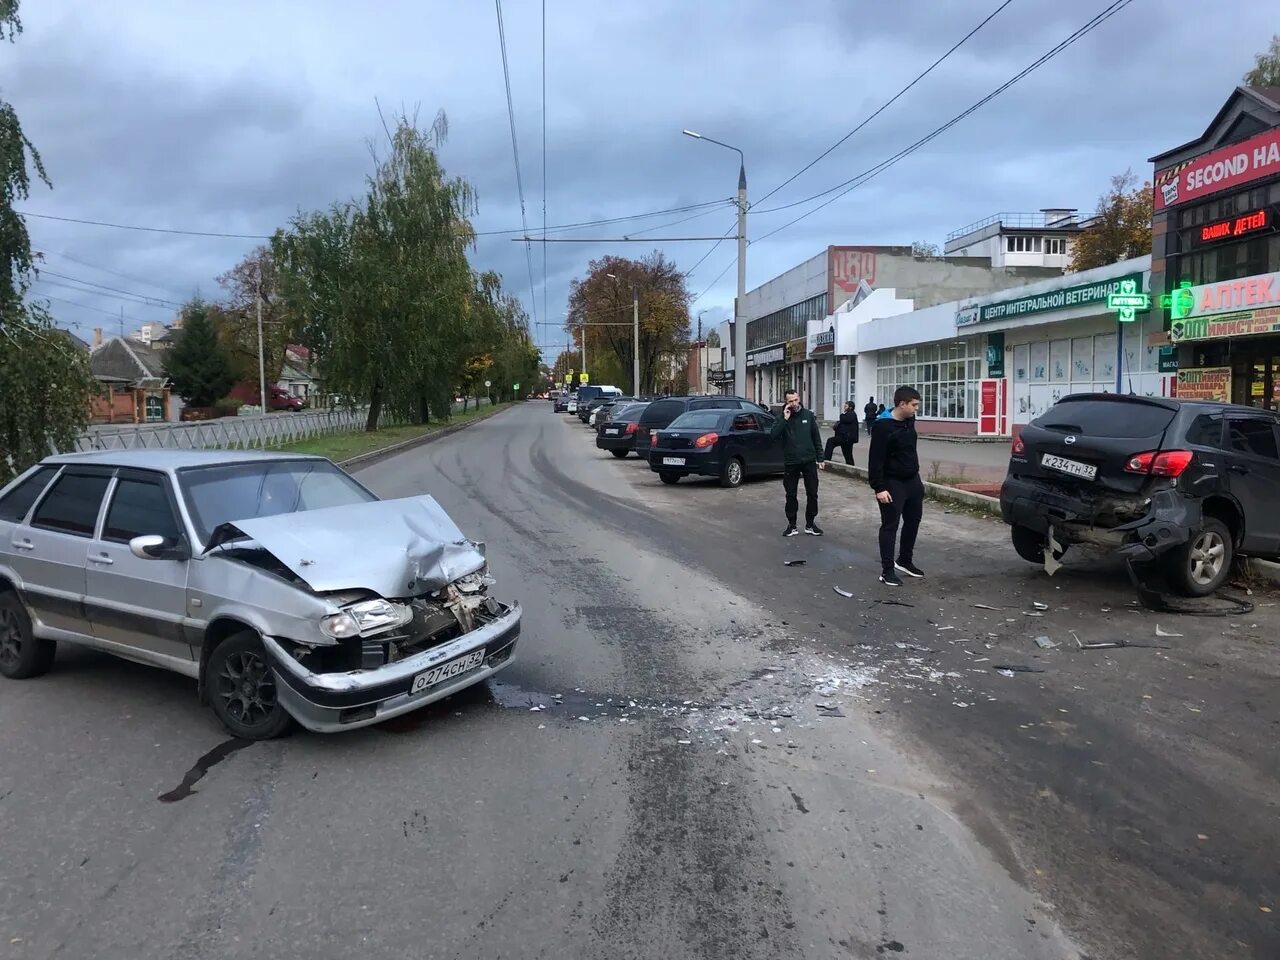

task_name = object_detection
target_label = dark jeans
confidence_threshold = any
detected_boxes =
[877,475,924,570]
[823,437,853,464]
[783,462,819,527]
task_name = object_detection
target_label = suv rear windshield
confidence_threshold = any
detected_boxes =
[1034,399,1175,438]
[669,411,725,430]
[640,399,686,426]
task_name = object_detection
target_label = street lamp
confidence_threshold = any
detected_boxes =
[607,272,641,397]
[683,129,747,401]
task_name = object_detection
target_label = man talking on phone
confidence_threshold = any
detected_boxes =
[867,386,924,585]
[770,388,825,537]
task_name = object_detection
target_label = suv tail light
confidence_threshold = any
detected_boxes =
[1124,449,1194,477]
[625,422,637,435]
[694,432,719,449]
[1011,434,1025,455]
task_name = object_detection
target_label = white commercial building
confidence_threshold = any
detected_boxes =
[847,256,1172,437]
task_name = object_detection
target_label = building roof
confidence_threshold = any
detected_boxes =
[89,336,167,383]
[54,328,91,352]
[1150,85,1280,164]
[44,449,327,471]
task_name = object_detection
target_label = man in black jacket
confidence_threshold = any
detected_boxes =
[863,396,878,435]
[769,388,826,537]
[867,386,924,586]
[823,401,859,465]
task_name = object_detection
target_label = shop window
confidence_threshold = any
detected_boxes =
[1032,237,1043,253]
[1071,337,1093,380]
[1049,340,1070,382]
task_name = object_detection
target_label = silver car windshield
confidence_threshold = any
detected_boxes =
[178,460,377,543]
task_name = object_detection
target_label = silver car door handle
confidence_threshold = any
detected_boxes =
[11,539,34,551]
[89,554,114,565]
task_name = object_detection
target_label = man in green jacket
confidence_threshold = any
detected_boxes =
[769,388,826,537]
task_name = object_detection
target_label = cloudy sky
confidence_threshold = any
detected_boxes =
[6,0,1275,359]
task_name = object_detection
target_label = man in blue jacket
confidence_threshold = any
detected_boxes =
[770,388,826,537]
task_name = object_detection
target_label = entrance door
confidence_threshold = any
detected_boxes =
[978,378,1008,436]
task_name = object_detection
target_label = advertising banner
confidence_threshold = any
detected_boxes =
[1154,127,1280,211]
[1170,305,1280,343]
[1175,367,1232,402]
[973,273,1143,325]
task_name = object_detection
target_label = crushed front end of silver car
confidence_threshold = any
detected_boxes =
[204,495,520,732]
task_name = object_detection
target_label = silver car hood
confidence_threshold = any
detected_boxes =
[212,495,486,597]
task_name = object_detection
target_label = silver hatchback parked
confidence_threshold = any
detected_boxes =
[0,450,521,738]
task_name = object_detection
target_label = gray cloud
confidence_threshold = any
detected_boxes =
[4,0,1274,356]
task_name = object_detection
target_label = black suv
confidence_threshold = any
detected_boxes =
[1001,393,1280,596]
[634,396,766,460]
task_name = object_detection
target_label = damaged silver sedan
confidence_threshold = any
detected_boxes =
[0,450,520,738]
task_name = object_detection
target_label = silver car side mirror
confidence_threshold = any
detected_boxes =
[129,535,188,561]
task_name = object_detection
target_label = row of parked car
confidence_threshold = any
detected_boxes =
[551,387,789,488]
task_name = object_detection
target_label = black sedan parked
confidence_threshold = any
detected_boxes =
[595,403,648,457]
[647,408,784,487]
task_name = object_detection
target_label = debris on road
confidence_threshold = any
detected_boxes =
[973,603,1000,610]
[991,664,1045,673]
[1155,625,1184,638]
[1033,601,1050,611]
[1034,636,1058,649]
[833,586,854,598]
[783,559,806,567]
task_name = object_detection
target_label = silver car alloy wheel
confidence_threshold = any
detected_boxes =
[1188,529,1226,586]
[216,649,279,727]
[727,460,742,486]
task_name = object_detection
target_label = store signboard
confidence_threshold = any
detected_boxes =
[1171,306,1280,343]
[1189,206,1274,247]
[746,344,785,367]
[1158,346,1179,373]
[970,273,1143,325]
[1154,127,1280,211]
[1168,270,1280,320]
[1175,367,1231,402]
[786,336,808,363]
[986,332,1005,377]
[955,304,980,328]
[807,326,835,357]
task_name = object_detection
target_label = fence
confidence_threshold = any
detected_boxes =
[72,398,488,453]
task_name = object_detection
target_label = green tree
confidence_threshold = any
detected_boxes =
[1069,170,1152,272]
[1244,35,1280,86]
[0,1,96,483]
[566,252,692,395]
[214,245,295,388]
[164,299,236,408]
[911,240,940,258]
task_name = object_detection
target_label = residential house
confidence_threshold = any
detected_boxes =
[88,328,174,424]
[277,344,322,407]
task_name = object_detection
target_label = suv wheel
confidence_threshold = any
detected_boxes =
[659,472,680,485]
[1010,525,1068,566]
[1166,518,1233,597]
[207,631,293,740]
[610,449,629,459]
[720,457,744,488]
[0,592,56,680]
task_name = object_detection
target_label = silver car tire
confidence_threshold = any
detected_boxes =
[0,592,55,680]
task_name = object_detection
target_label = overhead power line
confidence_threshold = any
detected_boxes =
[752,0,1138,244]
[495,0,539,327]
[516,236,733,243]
[37,250,190,299]
[35,270,184,307]
[755,0,1017,207]
[692,256,737,304]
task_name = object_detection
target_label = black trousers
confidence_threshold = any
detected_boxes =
[823,437,853,464]
[877,475,924,570]
[783,462,819,527]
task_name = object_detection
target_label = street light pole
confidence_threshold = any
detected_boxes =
[607,272,641,396]
[683,130,747,400]
[256,275,267,414]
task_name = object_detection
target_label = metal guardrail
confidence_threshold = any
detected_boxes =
[72,399,489,453]
[945,211,1079,243]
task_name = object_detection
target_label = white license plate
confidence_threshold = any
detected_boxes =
[662,457,686,466]
[1041,453,1097,480]
[410,649,485,694]
[607,427,622,435]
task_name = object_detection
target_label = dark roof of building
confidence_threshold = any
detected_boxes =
[55,328,90,352]
[1150,85,1280,163]
[89,336,167,383]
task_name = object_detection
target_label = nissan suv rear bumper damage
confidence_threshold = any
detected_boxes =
[262,600,520,732]
[1001,476,1199,562]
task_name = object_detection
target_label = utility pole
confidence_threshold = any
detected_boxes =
[256,273,267,414]
[633,287,640,397]
[735,160,747,401]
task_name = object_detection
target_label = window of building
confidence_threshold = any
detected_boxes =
[1032,236,1043,253]
[831,358,843,410]
[745,292,827,350]
[144,395,165,422]
[876,338,983,420]
[1046,237,1064,255]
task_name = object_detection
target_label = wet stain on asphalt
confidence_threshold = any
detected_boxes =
[157,737,252,802]
[788,787,809,814]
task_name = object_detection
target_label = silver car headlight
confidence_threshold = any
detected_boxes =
[320,598,411,640]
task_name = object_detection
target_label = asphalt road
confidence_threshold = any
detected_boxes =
[1,403,1275,959]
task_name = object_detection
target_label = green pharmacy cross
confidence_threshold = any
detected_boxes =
[1107,278,1151,323]
[1162,280,1195,320]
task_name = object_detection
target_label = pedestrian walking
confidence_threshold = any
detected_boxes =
[863,395,878,435]
[867,386,925,586]
[823,400,859,465]
[770,388,826,537]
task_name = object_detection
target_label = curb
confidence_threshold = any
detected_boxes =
[338,403,511,471]
[823,460,1003,516]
